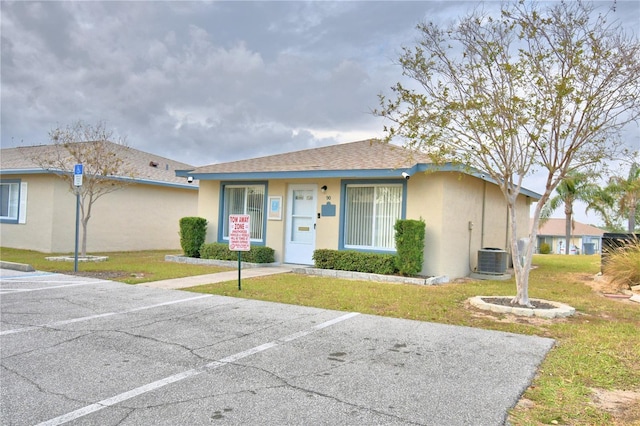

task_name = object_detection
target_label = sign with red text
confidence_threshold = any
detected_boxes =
[229,214,251,251]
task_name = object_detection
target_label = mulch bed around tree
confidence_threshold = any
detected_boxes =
[481,297,558,310]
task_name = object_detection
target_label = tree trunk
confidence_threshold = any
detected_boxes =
[81,218,88,257]
[565,211,572,255]
[629,204,636,232]
[509,199,535,307]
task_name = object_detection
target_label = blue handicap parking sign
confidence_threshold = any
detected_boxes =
[74,164,84,175]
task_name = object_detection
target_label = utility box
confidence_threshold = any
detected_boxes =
[477,248,508,274]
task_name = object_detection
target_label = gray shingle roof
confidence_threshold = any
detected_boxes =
[0,142,195,185]
[191,139,430,174]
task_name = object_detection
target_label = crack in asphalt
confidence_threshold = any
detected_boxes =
[1,364,89,406]
[1,331,93,360]
[115,358,424,425]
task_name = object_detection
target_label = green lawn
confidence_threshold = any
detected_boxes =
[0,248,232,284]
[1,248,638,424]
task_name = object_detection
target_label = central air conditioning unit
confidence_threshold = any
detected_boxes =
[477,248,508,274]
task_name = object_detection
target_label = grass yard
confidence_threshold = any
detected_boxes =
[1,248,638,424]
[0,248,232,284]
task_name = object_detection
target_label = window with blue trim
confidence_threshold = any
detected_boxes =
[222,184,265,241]
[1,181,21,223]
[344,183,402,251]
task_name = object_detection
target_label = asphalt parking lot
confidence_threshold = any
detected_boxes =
[1,268,555,425]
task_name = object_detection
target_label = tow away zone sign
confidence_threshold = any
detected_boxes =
[229,214,251,251]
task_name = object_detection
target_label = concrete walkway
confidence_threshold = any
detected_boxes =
[140,266,295,289]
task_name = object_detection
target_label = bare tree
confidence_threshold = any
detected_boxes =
[376,1,640,306]
[32,120,133,256]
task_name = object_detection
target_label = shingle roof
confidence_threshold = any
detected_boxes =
[0,142,195,186]
[537,218,605,237]
[191,139,429,174]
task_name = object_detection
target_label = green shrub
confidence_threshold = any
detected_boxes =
[539,242,551,254]
[312,249,338,269]
[200,242,275,264]
[394,219,425,276]
[602,239,640,290]
[312,249,397,275]
[179,217,208,258]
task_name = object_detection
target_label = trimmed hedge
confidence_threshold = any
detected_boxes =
[179,217,208,258]
[200,242,275,264]
[313,249,397,275]
[394,219,425,276]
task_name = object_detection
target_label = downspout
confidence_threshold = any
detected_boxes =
[481,180,486,248]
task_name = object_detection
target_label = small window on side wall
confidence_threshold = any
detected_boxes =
[0,180,25,224]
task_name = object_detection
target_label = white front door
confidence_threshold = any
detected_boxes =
[284,184,317,264]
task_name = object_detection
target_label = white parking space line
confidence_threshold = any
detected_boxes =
[0,294,213,336]
[0,281,111,294]
[35,311,360,426]
[0,272,57,280]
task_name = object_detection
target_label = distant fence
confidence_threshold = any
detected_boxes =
[601,232,640,272]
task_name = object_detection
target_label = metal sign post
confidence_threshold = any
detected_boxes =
[73,164,83,272]
[229,214,251,290]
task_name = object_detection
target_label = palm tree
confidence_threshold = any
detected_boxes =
[584,186,616,230]
[607,163,640,232]
[541,172,599,254]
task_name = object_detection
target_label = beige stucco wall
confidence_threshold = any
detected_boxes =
[1,175,58,252]
[197,180,221,245]
[195,174,534,279]
[86,183,198,252]
[197,179,342,264]
[405,172,533,278]
[1,173,198,253]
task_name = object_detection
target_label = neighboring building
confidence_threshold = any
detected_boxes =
[179,139,541,279]
[0,142,198,253]
[535,218,605,255]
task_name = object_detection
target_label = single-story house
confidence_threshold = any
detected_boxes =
[535,218,605,254]
[178,139,541,279]
[1,142,198,253]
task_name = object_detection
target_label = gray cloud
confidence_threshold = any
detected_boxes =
[2,0,638,227]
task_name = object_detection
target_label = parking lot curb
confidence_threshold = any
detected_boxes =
[0,261,35,272]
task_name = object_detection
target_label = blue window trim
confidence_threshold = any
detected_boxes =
[217,181,268,246]
[338,179,407,253]
[0,179,21,224]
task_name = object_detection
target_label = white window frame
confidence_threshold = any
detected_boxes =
[343,183,403,251]
[1,180,25,224]
[220,183,266,243]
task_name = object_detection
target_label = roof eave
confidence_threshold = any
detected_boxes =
[0,169,197,189]
[185,169,410,181]
[180,162,542,200]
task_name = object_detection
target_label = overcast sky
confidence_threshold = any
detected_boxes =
[2,1,639,225]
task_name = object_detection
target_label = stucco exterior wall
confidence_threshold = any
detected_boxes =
[310,178,341,251]
[265,180,286,264]
[87,183,198,252]
[405,172,533,278]
[1,173,198,253]
[405,172,445,277]
[1,174,58,252]
[197,180,221,245]
[194,174,534,279]
[49,178,78,252]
